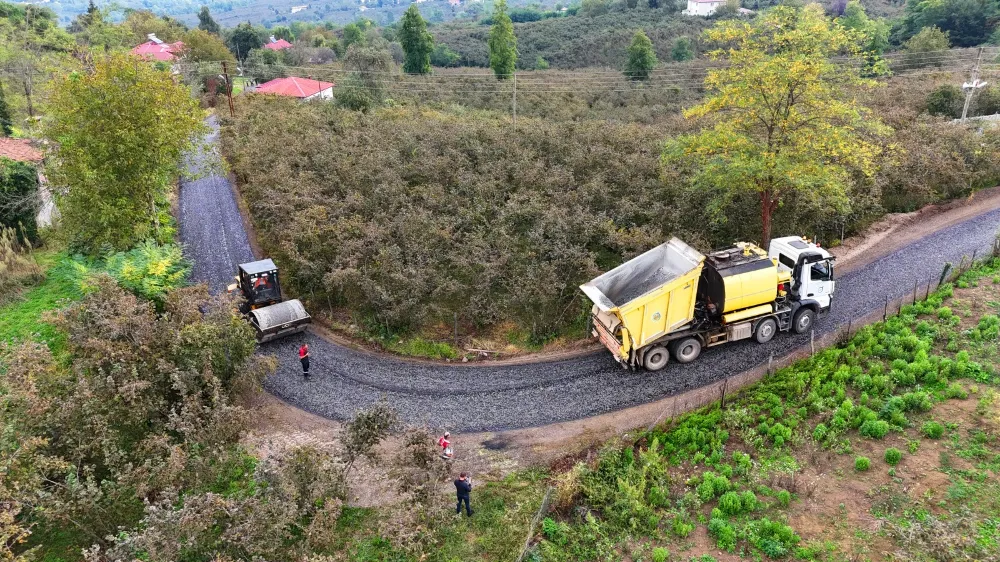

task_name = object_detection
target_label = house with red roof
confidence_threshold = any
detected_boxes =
[131,33,184,62]
[254,76,334,100]
[263,36,294,51]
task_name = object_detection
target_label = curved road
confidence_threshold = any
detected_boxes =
[179,118,1000,432]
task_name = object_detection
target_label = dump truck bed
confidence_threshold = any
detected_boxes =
[580,238,705,358]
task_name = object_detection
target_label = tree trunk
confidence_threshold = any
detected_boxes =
[22,68,34,118]
[760,190,772,246]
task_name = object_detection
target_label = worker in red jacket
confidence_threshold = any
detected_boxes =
[299,343,310,378]
[438,432,452,459]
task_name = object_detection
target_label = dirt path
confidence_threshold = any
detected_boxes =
[831,186,1000,276]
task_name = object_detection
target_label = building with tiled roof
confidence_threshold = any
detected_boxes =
[0,138,43,163]
[131,34,184,62]
[254,76,334,100]
[263,36,294,51]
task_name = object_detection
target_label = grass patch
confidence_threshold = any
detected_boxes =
[0,251,83,352]
[388,337,460,360]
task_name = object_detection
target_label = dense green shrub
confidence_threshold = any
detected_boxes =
[922,421,945,439]
[541,517,569,545]
[102,241,190,304]
[717,491,743,515]
[859,419,891,439]
[776,490,791,507]
[651,546,670,562]
[884,447,902,466]
[697,471,730,502]
[812,423,829,442]
[855,456,871,471]
[708,517,737,552]
[945,382,968,399]
[0,158,40,243]
[925,84,961,117]
[671,514,694,538]
[224,96,671,333]
[745,518,801,558]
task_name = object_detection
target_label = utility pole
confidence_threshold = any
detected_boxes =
[961,47,987,122]
[512,72,517,127]
[222,61,235,117]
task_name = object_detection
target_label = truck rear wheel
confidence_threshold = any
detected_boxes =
[755,317,777,344]
[643,345,669,371]
[793,308,815,334]
[671,337,702,363]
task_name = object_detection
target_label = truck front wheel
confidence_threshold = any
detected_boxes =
[793,308,815,334]
[644,345,669,371]
[671,337,702,363]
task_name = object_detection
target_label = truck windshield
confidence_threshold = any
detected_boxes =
[251,272,280,302]
[810,260,833,281]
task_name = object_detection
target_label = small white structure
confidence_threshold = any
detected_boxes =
[290,4,308,12]
[683,0,724,16]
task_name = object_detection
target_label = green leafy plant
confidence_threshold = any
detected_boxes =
[855,456,871,471]
[859,419,890,439]
[708,517,737,552]
[922,421,945,439]
[884,447,902,466]
[776,490,791,508]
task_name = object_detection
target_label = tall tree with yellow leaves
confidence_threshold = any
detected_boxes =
[663,5,892,245]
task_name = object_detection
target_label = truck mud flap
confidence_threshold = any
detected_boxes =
[591,315,625,364]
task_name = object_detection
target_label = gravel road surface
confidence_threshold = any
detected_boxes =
[179,118,1000,432]
[178,116,255,291]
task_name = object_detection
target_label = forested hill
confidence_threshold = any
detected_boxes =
[433,8,710,69]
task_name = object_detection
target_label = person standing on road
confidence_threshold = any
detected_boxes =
[454,472,473,517]
[299,343,310,378]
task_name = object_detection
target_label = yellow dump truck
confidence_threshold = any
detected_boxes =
[580,236,836,370]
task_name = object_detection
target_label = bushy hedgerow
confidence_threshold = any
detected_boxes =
[432,8,709,69]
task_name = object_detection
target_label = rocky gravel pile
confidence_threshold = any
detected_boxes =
[179,118,1000,432]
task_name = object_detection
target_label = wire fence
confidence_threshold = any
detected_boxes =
[515,486,555,562]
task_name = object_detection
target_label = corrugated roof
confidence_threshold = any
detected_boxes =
[254,76,335,98]
[131,40,184,61]
[0,138,43,162]
[264,38,294,50]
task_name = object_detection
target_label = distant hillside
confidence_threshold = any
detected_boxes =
[433,8,711,70]
[37,0,554,28]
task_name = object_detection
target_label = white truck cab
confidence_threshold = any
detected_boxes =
[768,236,836,314]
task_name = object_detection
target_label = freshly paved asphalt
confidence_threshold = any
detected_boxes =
[179,118,1000,432]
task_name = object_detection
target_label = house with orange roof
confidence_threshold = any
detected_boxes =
[263,36,294,51]
[253,76,334,100]
[131,33,184,62]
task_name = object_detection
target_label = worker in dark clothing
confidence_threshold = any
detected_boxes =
[454,472,473,516]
